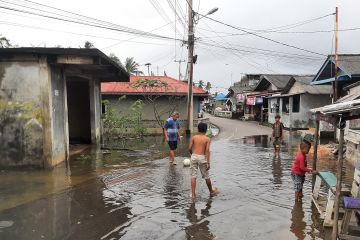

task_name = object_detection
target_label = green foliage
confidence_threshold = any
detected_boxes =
[132,78,168,90]
[205,82,212,91]
[198,80,204,89]
[124,57,143,76]
[84,41,94,49]
[132,78,182,128]
[0,36,11,48]
[108,53,122,67]
[0,100,42,122]
[102,98,146,141]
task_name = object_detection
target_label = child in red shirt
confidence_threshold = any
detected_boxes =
[291,141,318,202]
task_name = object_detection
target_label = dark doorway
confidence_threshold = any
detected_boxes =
[66,79,91,144]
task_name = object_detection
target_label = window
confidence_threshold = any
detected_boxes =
[282,97,289,113]
[293,95,300,113]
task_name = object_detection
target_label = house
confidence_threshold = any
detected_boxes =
[226,74,261,118]
[311,54,360,99]
[212,93,228,111]
[101,76,208,134]
[0,48,129,168]
[268,75,332,131]
[246,74,293,121]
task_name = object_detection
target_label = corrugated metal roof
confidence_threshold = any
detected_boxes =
[311,99,360,115]
[335,93,360,103]
[261,74,293,89]
[331,55,360,75]
[301,84,332,94]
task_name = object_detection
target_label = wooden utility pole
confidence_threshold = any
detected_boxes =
[334,7,339,102]
[186,0,194,134]
[174,59,185,80]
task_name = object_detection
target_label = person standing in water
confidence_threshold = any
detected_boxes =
[272,115,284,157]
[164,112,180,165]
[188,122,218,200]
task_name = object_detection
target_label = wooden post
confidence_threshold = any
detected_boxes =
[332,116,345,240]
[312,118,320,189]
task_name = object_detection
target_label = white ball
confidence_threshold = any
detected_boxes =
[183,158,191,167]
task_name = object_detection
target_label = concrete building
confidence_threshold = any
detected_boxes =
[246,74,293,121]
[101,76,208,134]
[268,76,332,132]
[226,74,261,119]
[0,48,129,168]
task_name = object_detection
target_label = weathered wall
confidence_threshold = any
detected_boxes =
[0,60,47,167]
[89,79,101,144]
[102,95,201,127]
[50,66,67,166]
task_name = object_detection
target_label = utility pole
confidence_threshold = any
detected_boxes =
[145,63,151,76]
[174,59,185,80]
[186,0,194,134]
[334,7,339,102]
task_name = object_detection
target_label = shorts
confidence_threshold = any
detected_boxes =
[273,137,281,147]
[291,172,305,192]
[168,141,178,150]
[190,154,209,179]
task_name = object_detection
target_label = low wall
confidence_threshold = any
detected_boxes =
[214,111,232,118]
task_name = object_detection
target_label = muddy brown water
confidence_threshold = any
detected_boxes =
[0,133,354,240]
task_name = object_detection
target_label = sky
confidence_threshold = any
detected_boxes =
[1,0,360,93]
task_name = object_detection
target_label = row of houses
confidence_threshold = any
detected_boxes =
[220,55,360,137]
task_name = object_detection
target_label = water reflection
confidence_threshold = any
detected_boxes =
[272,155,283,186]
[185,200,215,240]
[290,202,306,240]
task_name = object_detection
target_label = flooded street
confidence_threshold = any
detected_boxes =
[0,117,352,240]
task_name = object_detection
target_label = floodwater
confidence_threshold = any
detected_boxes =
[0,131,354,240]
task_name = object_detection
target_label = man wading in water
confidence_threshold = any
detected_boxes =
[164,112,180,165]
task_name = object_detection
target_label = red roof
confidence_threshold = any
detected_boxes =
[101,76,208,96]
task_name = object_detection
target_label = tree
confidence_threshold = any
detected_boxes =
[132,78,184,128]
[108,53,122,67]
[84,41,94,49]
[198,80,204,89]
[124,57,143,76]
[205,82,212,91]
[0,36,11,48]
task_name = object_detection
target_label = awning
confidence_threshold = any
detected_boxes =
[267,93,303,98]
[335,93,360,103]
[311,99,360,115]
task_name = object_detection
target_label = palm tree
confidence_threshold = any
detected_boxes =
[198,80,204,89]
[124,57,143,76]
[205,82,212,91]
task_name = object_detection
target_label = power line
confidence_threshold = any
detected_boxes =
[0,2,181,42]
[198,13,331,56]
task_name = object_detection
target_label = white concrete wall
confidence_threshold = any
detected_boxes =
[268,94,332,130]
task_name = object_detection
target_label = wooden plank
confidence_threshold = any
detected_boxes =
[319,171,337,188]
[312,195,326,218]
[338,234,360,240]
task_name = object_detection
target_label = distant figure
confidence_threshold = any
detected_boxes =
[272,115,284,157]
[188,122,218,200]
[164,112,180,165]
[291,141,318,202]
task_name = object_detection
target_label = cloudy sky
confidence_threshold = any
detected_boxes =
[1,0,360,93]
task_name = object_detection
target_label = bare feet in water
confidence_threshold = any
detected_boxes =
[210,187,219,197]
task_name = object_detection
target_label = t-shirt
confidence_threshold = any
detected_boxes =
[291,153,311,177]
[272,122,284,138]
[164,117,180,142]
